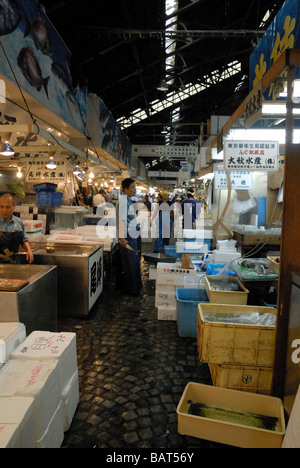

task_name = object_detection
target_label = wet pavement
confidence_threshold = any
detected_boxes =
[58,243,227,449]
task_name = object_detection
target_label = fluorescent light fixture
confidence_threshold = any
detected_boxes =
[157,80,169,92]
[161,126,169,134]
[227,128,300,144]
[0,141,15,156]
[262,102,300,116]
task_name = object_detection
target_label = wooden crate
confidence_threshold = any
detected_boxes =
[177,382,285,448]
[205,275,249,305]
[209,363,273,395]
[197,303,276,366]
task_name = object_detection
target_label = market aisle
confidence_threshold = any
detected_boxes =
[58,244,226,449]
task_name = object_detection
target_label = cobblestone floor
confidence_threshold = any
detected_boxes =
[58,244,228,449]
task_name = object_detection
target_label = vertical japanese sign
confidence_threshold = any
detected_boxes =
[250,0,300,99]
[88,247,103,311]
[224,141,279,171]
[245,82,263,129]
[25,157,68,183]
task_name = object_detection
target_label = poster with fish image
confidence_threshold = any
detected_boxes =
[0,0,87,135]
[98,98,132,169]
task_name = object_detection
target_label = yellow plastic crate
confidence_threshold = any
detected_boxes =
[205,275,249,305]
[209,363,273,395]
[177,382,285,448]
[197,303,276,366]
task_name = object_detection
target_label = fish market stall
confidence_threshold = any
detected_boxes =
[31,244,103,317]
[0,264,57,334]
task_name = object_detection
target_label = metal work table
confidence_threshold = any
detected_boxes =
[28,243,103,317]
[0,264,57,334]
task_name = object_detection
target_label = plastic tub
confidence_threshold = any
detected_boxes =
[206,263,236,277]
[176,288,209,338]
[164,245,182,260]
[33,183,57,192]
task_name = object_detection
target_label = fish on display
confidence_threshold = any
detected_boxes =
[17,47,50,98]
[24,16,53,56]
[0,0,22,36]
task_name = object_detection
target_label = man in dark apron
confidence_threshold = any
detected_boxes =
[0,193,34,264]
[118,178,142,295]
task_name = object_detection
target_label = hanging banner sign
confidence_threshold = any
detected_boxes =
[214,168,253,190]
[224,141,279,172]
[25,157,68,183]
[250,0,300,99]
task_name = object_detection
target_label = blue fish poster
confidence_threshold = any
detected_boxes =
[0,0,87,135]
[250,0,300,100]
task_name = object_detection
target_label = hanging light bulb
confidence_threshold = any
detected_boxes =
[73,165,81,175]
[0,140,15,156]
[89,169,95,179]
[46,155,57,170]
[16,167,23,179]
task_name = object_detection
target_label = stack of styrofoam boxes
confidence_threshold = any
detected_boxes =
[0,331,79,448]
[210,239,241,263]
[155,262,197,321]
[14,204,47,236]
[0,322,34,448]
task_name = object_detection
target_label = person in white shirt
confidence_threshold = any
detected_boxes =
[93,189,107,214]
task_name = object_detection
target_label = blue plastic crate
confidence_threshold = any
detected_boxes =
[176,288,209,338]
[36,191,63,207]
[33,183,57,192]
[206,263,237,276]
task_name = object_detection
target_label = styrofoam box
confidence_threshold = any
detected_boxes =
[0,397,35,448]
[0,424,20,448]
[156,263,196,286]
[176,242,208,254]
[0,323,26,364]
[62,370,79,432]
[23,220,43,234]
[157,307,177,321]
[35,401,64,449]
[12,331,77,391]
[183,229,213,239]
[211,250,241,263]
[155,285,177,308]
[0,359,60,441]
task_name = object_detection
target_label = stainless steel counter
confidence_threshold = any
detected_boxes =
[31,243,103,317]
[0,264,57,334]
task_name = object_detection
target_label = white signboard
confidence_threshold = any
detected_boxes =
[25,157,68,183]
[215,170,253,190]
[88,247,103,311]
[224,141,279,171]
